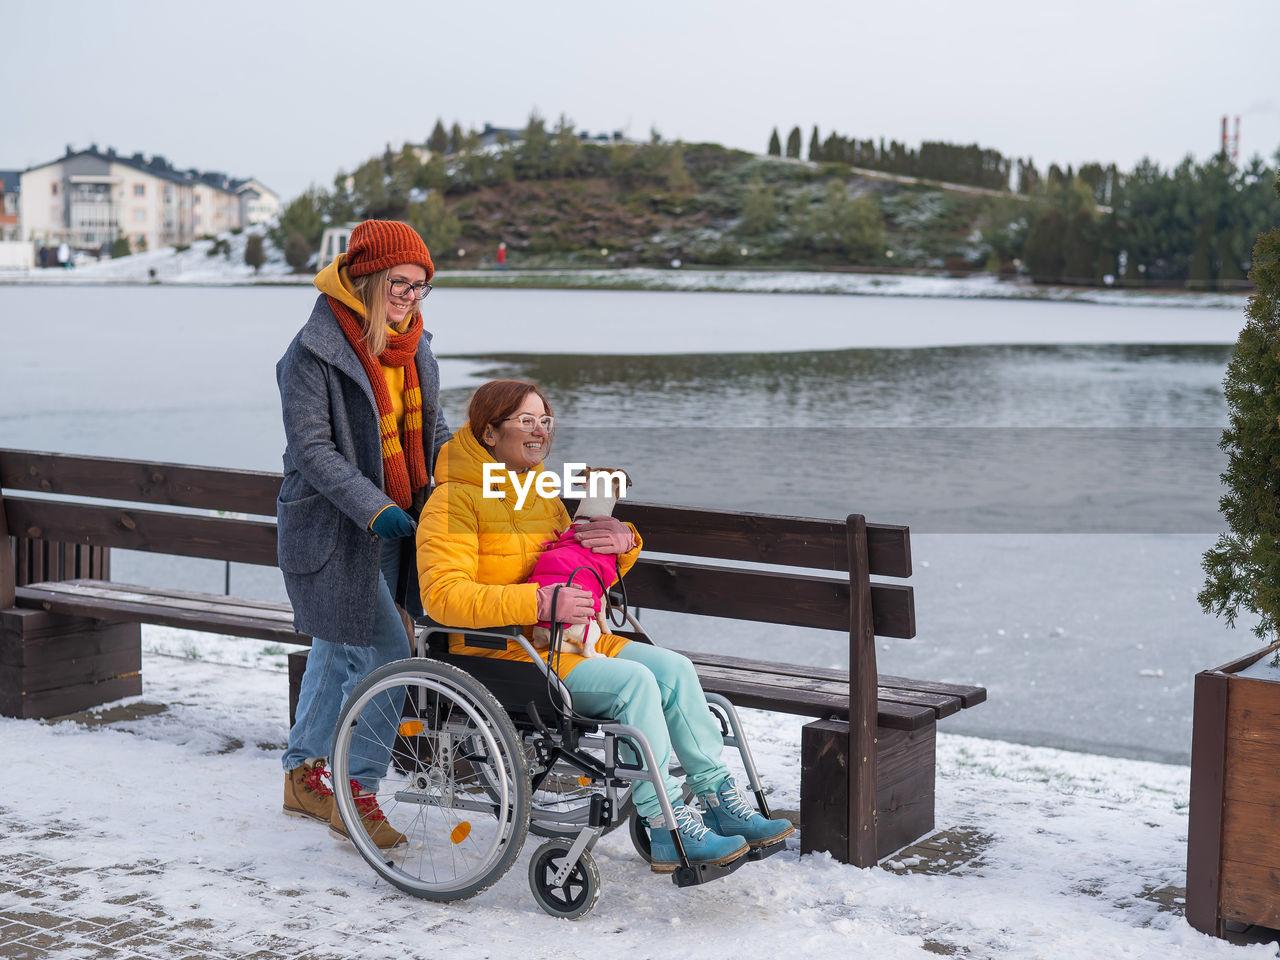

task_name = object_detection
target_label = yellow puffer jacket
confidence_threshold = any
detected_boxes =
[415,424,641,678]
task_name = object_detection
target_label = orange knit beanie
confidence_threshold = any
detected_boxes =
[345,220,434,281]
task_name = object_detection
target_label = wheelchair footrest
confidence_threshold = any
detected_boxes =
[746,839,788,863]
[670,852,749,888]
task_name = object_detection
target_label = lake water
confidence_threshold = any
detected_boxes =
[0,283,1252,763]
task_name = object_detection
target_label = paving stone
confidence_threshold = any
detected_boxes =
[879,826,993,876]
[0,940,49,959]
[0,925,38,947]
[52,918,109,934]
[0,914,65,933]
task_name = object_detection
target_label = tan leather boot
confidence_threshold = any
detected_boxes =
[283,759,334,822]
[330,779,407,849]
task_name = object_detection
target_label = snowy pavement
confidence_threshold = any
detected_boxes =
[0,630,1274,959]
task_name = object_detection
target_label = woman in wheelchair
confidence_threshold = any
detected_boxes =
[415,379,794,872]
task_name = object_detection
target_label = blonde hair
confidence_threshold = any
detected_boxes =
[351,268,392,356]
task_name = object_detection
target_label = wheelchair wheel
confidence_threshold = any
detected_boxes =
[527,736,636,839]
[528,840,600,920]
[331,658,530,902]
[628,781,695,864]
[629,810,654,864]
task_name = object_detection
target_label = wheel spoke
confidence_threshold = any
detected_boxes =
[331,661,529,902]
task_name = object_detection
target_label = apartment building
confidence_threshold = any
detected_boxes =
[0,171,19,241]
[19,145,278,253]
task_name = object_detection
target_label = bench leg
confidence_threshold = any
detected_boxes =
[0,606,141,719]
[800,718,936,864]
[288,648,309,728]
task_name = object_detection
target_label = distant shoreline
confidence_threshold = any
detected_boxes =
[0,264,1249,310]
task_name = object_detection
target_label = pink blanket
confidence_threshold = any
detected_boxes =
[526,526,619,627]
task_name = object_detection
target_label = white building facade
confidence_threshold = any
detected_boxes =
[19,146,279,254]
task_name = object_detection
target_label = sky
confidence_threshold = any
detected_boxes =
[6,0,1280,204]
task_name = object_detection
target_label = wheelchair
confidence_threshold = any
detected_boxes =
[329,613,787,919]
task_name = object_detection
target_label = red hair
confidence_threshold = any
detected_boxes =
[467,379,553,445]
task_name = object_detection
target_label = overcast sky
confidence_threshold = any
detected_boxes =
[6,0,1279,203]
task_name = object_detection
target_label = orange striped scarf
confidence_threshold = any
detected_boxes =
[328,296,428,509]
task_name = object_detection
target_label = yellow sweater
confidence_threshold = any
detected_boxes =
[416,425,642,678]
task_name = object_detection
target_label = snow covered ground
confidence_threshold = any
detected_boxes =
[1,627,1271,959]
[0,230,1248,309]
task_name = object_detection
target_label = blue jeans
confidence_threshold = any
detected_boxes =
[282,538,411,789]
[563,643,729,820]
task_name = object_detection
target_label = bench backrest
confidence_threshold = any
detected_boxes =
[1,448,913,638]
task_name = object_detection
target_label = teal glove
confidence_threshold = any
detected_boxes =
[371,505,415,539]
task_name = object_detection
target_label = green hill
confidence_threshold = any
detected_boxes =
[273,121,1279,288]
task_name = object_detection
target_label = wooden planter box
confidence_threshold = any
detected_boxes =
[1187,641,1280,937]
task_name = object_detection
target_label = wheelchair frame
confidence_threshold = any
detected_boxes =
[329,619,786,919]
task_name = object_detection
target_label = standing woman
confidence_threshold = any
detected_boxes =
[276,220,450,848]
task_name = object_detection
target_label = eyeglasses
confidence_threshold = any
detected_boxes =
[502,415,555,433]
[387,278,432,301]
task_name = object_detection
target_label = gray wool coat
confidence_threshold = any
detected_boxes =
[275,294,450,645]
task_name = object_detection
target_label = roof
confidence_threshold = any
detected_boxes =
[23,145,260,195]
[0,170,21,193]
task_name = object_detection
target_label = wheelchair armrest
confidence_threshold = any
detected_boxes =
[420,620,523,651]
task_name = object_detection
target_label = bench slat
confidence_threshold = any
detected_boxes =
[14,583,309,646]
[689,661,960,720]
[624,558,915,638]
[0,449,280,515]
[5,496,279,565]
[23,580,297,624]
[615,502,911,578]
[677,648,986,709]
[693,671,934,731]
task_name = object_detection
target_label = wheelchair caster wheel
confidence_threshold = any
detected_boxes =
[528,840,600,920]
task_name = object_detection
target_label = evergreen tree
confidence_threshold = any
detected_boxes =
[110,232,132,258]
[662,141,693,191]
[406,193,460,257]
[284,232,312,272]
[806,180,884,261]
[270,187,327,254]
[1200,174,1280,639]
[428,119,449,155]
[768,128,781,156]
[741,176,778,235]
[1220,236,1245,283]
[244,234,265,273]
[519,111,550,178]
[1023,207,1066,281]
[808,126,821,162]
[449,122,462,154]
[493,133,517,185]
[1061,209,1096,281]
[1018,159,1041,194]
[549,114,581,178]
[1188,215,1215,288]
[785,126,802,159]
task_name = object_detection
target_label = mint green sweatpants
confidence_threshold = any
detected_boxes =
[562,642,729,820]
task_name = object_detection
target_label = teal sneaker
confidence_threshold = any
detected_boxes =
[701,777,795,848]
[647,804,748,873]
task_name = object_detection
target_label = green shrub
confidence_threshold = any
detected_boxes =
[1200,173,1280,640]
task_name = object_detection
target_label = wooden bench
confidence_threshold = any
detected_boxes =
[1,448,984,867]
